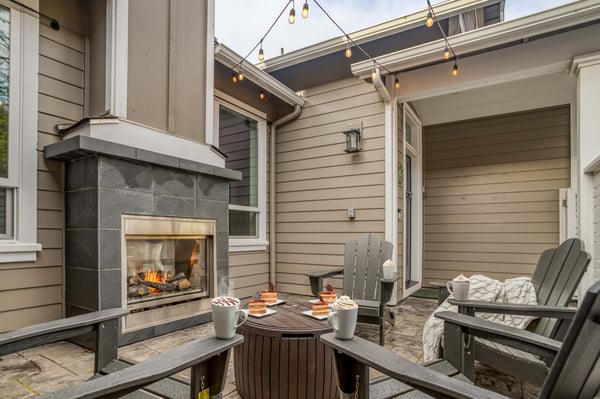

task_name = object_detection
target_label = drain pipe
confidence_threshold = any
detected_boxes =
[269,104,303,285]
[372,68,398,304]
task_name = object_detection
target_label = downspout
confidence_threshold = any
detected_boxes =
[372,68,398,304]
[269,104,303,285]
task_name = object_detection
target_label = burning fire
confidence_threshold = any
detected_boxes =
[144,270,166,293]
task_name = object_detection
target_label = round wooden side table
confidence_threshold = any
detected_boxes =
[234,296,337,399]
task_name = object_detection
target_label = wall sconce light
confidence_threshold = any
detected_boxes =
[343,128,361,153]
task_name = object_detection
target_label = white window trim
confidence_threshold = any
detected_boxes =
[0,2,41,262]
[214,96,267,252]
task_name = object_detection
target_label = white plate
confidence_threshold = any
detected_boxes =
[244,308,278,318]
[266,298,286,307]
[301,309,330,320]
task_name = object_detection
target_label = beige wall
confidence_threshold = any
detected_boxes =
[423,105,570,285]
[593,172,600,282]
[275,77,386,295]
[128,0,208,142]
[0,0,85,331]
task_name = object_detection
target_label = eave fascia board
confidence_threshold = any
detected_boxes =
[351,0,600,79]
[215,43,305,107]
[259,0,502,73]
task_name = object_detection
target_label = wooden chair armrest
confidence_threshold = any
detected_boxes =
[308,267,344,297]
[321,333,506,399]
[436,311,561,359]
[40,334,244,399]
[447,300,577,320]
[431,281,450,305]
[380,273,399,304]
[0,308,129,355]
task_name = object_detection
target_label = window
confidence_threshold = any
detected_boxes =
[216,96,267,251]
[0,2,40,262]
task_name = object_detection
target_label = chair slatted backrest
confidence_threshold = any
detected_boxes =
[342,234,393,301]
[538,280,600,399]
[531,238,591,337]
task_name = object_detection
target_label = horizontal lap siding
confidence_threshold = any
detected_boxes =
[275,78,385,295]
[0,2,84,332]
[423,106,570,286]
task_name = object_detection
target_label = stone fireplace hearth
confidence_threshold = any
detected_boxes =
[45,133,241,345]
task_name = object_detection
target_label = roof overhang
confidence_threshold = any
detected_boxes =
[351,0,600,79]
[260,0,505,73]
[214,43,305,107]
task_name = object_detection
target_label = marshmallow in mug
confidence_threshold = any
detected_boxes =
[382,259,395,279]
[447,274,470,301]
[330,296,359,340]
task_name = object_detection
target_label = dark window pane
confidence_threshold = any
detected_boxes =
[229,210,257,237]
[219,107,258,208]
[0,187,12,237]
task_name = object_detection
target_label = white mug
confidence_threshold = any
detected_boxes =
[446,280,470,301]
[329,307,358,340]
[211,298,248,339]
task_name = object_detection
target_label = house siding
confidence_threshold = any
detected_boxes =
[0,0,85,332]
[423,105,570,285]
[275,77,386,295]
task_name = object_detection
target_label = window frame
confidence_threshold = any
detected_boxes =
[214,92,267,252]
[0,1,40,263]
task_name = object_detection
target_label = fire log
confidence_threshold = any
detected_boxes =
[166,272,186,283]
[176,279,191,290]
[128,275,142,285]
[128,285,150,297]
[140,280,177,292]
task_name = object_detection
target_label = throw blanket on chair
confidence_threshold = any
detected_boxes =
[422,275,538,362]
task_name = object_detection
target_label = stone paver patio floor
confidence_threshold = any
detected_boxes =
[0,296,538,398]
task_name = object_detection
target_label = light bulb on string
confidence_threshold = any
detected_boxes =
[394,77,400,89]
[443,46,451,60]
[259,90,266,100]
[371,65,377,81]
[452,63,459,76]
[288,1,296,24]
[345,40,352,58]
[258,46,264,62]
[231,71,238,83]
[426,11,434,27]
[302,1,309,18]
[238,70,244,81]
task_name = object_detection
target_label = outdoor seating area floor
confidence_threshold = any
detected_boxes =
[0,295,539,398]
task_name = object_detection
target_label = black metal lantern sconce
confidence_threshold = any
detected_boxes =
[343,128,361,153]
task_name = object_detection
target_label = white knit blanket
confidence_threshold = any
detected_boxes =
[422,275,538,362]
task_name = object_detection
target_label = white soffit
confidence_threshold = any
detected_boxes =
[215,43,305,107]
[259,0,503,73]
[351,0,600,78]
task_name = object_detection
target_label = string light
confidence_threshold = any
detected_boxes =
[371,64,377,81]
[345,38,352,58]
[425,11,434,27]
[259,90,266,100]
[394,76,400,89]
[258,42,265,61]
[426,0,460,76]
[231,71,238,83]
[302,1,309,18]
[238,70,244,81]
[289,1,296,24]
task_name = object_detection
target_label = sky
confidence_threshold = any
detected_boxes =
[215,0,578,62]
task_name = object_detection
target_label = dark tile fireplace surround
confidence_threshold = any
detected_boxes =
[45,135,241,345]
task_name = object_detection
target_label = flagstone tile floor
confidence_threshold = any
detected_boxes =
[0,296,538,398]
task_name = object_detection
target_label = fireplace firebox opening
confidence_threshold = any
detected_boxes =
[121,215,217,333]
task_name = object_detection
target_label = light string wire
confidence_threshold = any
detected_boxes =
[231,0,293,73]
[231,1,458,95]
[426,0,458,64]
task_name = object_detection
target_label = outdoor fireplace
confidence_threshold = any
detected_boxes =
[122,215,217,333]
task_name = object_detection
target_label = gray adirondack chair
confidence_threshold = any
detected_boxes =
[309,233,395,345]
[444,237,591,385]
[321,278,600,398]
